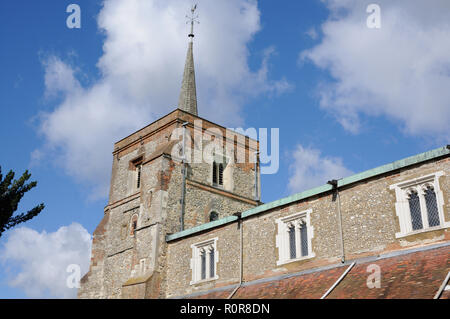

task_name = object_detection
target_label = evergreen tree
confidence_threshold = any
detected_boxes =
[0,166,44,237]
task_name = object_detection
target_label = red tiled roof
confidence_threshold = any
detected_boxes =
[233,266,347,299]
[440,289,450,299]
[190,289,234,299]
[328,245,449,299]
[187,244,449,299]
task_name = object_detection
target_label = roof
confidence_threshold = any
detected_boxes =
[178,41,198,115]
[167,145,450,242]
[180,242,450,299]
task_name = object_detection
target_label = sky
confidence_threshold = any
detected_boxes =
[0,0,449,298]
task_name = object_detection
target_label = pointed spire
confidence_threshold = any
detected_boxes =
[178,5,199,115]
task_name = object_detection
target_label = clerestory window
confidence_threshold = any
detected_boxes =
[190,238,219,284]
[275,210,315,265]
[390,171,448,238]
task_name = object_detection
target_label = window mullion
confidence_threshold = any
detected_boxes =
[206,249,210,279]
[295,221,301,259]
[283,224,289,261]
[418,186,429,228]
[195,249,200,282]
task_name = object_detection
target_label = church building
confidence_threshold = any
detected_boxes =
[78,7,450,299]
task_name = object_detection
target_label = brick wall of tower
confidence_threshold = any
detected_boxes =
[78,110,260,298]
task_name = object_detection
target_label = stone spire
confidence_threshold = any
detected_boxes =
[178,5,198,115]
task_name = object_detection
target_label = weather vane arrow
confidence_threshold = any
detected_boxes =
[186,4,199,38]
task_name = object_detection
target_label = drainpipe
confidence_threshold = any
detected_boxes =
[254,151,260,202]
[228,212,243,299]
[328,179,345,263]
[180,122,189,231]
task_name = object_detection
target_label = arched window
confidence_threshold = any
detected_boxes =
[209,248,215,277]
[191,239,218,284]
[275,210,314,265]
[130,214,138,236]
[408,190,423,231]
[300,223,308,257]
[288,224,296,259]
[200,249,206,280]
[209,211,219,222]
[390,171,445,237]
[424,186,440,227]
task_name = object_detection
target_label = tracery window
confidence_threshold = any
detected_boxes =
[390,171,448,238]
[275,210,314,265]
[190,238,219,284]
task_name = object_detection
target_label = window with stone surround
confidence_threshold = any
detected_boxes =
[130,156,143,191]
[211,152,228,188]
[190,238,219,284]
[209,211,219,222]
[130,214,138,237]
[275,210,315,265]
[212,161,224,187]
[136,164,142,189]
[390,171,448,238]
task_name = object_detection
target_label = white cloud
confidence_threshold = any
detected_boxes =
[305,27,318,40]
[301,0,450,137]
[1,223,92,298]
[36,0,290,198]
[288,144,353,194]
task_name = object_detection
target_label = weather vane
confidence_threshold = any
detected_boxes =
[186,4,199,38]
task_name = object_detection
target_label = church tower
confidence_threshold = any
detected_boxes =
[78,5,260,299]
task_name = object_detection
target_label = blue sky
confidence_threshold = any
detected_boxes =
[0,0,448,298]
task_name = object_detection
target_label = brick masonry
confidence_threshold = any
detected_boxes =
[78,109,259,298]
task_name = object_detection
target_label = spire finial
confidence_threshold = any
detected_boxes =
[178,4,199,115]
[186,4,199,39]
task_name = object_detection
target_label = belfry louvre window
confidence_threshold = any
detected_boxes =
[390,171,449,238]
[275,210,315,265]
[212,162,217,185]
[190,238,219,284]
[218,164,224,185]
[131,156,143,190]
[212,161,223,187]
[136,164,142,189]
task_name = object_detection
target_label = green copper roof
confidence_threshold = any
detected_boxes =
[166,145,449,242]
